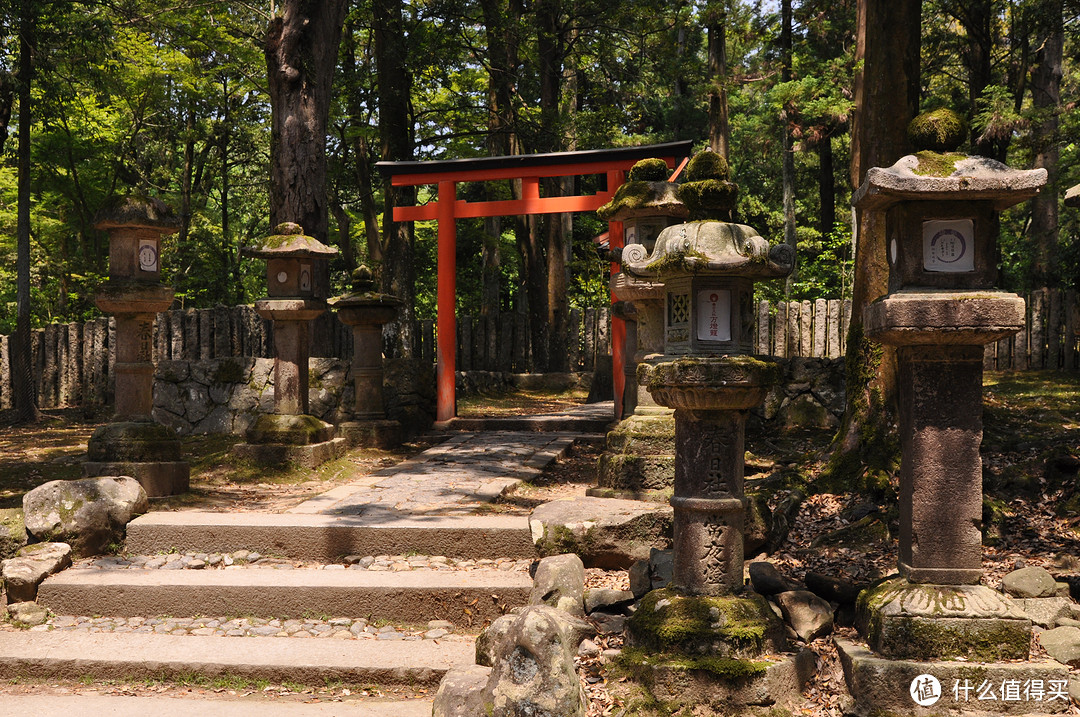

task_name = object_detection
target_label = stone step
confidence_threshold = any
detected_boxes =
[0,630,468,690]
[124,512,537,561]
[0,694,434,717]
[440,415,614,433]
[36,567,531,623]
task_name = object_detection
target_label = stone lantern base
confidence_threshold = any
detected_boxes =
[590,412,675,503]
[83,421,189,498]
[337,419,402,449]
[616,587,815,714]
[232,414,346,469]
[856,578,1032,662]
[836,639,1070,716]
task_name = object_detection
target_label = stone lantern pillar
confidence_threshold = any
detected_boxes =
[331,265,403,448]
[836,111,1060,716]
[592,159,686,501]
[84,196,189,497]
[233,223,345,468]
[624,152,794,597]
[609,153,817,713]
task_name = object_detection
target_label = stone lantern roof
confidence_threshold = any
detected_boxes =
[93,195,180,233]
[1066,183,1080,209]
[242,222,338,259]
[330,265,402,311]
[852,154,1047,212]
[622,221,794,281]
[854,108,1046,212]
[597,158,687,221]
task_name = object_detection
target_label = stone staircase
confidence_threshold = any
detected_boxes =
[0,403,615,712]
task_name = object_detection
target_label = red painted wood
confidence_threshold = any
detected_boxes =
[436,181,457,422]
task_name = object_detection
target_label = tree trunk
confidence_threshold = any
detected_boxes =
[1028,0,1062,286]
[781,0,797,294]
[330,200,356,273]
[374,0,417,357]
[179,106,195,245]
[13,0,39,423]
[265,0,347,299]
[818,135,836,237]
[706,3,730,159]
[827,0,921,488]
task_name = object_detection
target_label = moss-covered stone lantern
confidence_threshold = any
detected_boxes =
[836,111,1052,714]
[614,152,808,710]
[233,223,344,468]
[84,196,189,497]
[330,265,403,448]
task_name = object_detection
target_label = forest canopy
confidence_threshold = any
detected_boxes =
[0,0,1077,336]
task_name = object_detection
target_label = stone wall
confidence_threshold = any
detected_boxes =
[754,357,846,431]
[152,357,437,437]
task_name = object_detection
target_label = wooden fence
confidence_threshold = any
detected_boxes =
[1,289,1076,410]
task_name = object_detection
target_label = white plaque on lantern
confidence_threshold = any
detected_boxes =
[923,219,974,273]
[696,289,731,342]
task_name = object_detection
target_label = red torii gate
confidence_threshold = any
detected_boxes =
[376,140,693,422]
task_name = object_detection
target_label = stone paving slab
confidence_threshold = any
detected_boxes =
[0,630,469,687]
[0,695,434,717]
[290,432,580,517]
[125,512,536,560]
[37,567,531,623]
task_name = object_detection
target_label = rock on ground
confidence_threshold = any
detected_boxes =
[0,508,26,560]
[1039,626,1080,666]
[432,664,492,717]
[1,542,72,603]
[487,606,590,717]
[22,477,148,557]
[774,590,834,642]
[1003,566,1059,598]
[7,601,48,626]
[530,554,586,617]
[530,497,672,569]
[749,561,802,596]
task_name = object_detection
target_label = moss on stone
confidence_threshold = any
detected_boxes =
[0,508,26,560]
[644,248,710,276]
[629,589,775,654]
[677,179,739,218]
[598,181,660,220]
[911,150,969,177]
[629,158,671,182]
[685,151,731,182]
[907,108,967,152]
[617,647,769,679]
[213,359,246,385]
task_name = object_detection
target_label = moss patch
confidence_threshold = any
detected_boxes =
[907,108,967,152]
[911,151,968,177]
[629,158,671,182]
[617,647,769,680]
[643,248,710,277]
[677,179,739,217]
[629,589,777,655]
[685,151,731,182]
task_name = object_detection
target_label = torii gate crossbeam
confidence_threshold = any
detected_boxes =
[376,140,693,423]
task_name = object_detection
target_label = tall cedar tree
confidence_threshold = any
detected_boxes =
[826,0,921,487]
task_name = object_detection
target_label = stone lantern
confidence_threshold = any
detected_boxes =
[233,223,344,468]
[837,110,1055,713]
[84,196,189,497]
[614,153,810,710]
[330,265,402,448]
[592,159,687,501]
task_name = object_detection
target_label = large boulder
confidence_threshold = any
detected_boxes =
[1039,626,1080,667]
[1,542,72,603]
[531,497,672,568]
[530,554,586,617]
[487,606,590,717]
[23,477,148,557]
